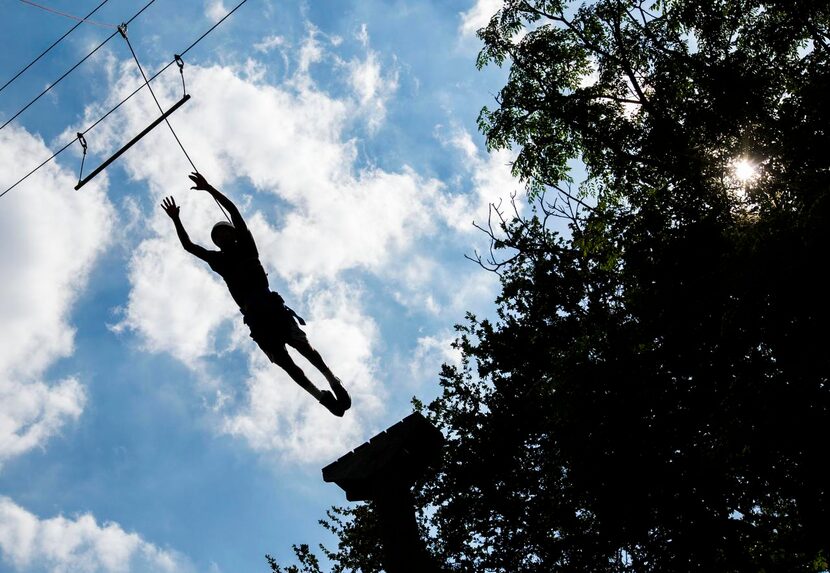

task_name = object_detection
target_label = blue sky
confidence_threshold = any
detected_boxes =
[0,0,516,571]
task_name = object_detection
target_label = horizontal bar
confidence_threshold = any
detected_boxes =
[75,94,191,190]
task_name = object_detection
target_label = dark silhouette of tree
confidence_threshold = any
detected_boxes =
[270,1,830,571]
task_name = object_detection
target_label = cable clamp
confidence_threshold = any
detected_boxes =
[117,23,128,39]
[77,132,87,154]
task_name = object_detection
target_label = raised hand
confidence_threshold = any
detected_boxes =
[188,171,214,192]
[161,196,180,219]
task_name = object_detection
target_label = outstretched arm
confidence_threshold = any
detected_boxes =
[188,172,247,231]
[160,196,213,261]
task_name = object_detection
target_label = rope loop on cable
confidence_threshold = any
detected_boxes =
[174,54,187,96]
[76,132,88,186]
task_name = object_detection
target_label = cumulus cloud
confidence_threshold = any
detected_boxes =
[0,126,186,573]
[410,331,462,380]
[459,0,502,37]
[0,125,113,465]
[435,125,521,233]
[110,235,237,368]
[254,35,285,53]
[0,497,191,573]
[345,47,399,130]
[205,0,228,23]
[0,378,86,466]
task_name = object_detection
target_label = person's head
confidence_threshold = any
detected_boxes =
[211,221,237,250]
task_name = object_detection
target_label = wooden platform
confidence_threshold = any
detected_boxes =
[322,412,445,501]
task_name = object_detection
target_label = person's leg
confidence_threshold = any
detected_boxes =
[266,344,347,416]
[247,312,346,416]
[287,336,351,412]
[265,345,323,400]
[290,337,337,383]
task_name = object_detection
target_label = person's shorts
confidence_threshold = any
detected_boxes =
[242,292,308,351]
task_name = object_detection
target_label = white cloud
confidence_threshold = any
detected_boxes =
[255,166,440,285]
[71,37,438,284]
[346,48,399,132]
[110,236,238,368]
[205,0,228,23]
[0,497,192,573]
[0,125,113,465]
[410,331,462,380]
[435,125,521,233]
[254,35,285,53]
[459,0,502,38]
[578,58,599,89]
[345,26,398,130]
[355,23,370,48]
[0,378,86,466]
[297,28,325,77]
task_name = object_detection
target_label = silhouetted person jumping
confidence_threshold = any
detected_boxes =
[161,172,351,417]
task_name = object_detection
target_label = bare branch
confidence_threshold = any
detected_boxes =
[607,6,652,114]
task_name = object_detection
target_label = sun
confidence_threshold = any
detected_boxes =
[731,157,758,184]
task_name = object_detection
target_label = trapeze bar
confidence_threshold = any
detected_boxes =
[74,94,191,190]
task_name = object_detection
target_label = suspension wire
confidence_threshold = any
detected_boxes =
[170,0,252,224]
[1,0,111,95]
[82,0,251,136]
[17,0,117,30]
[0,138,76,199]
[120,25,230,223]
[0,0,157,133]
[118,5,248,223]
[83,63,176,137]
[170,54,230,223]
[0,0,250,202]
[177,0,249,60]
[120,25,197,171]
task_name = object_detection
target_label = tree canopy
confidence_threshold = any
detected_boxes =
[271,1,830,571]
